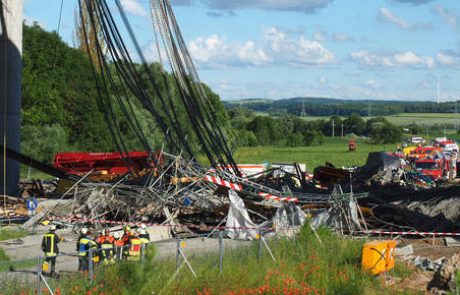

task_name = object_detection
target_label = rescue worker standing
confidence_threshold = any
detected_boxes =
[113,232,124,260]
[41,225,61,275]
[139,224,150,241]
[76,228,97,271]
[96,228,115,265]
[121,225,133,259]
[127,231,142,261]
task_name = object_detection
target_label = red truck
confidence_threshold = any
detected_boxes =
[414,158,450,181]
[53,150,163,181]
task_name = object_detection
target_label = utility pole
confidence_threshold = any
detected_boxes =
[368,101,371,117]
[437,75,440,104]
[0,0,24,196]
[341,124,344,139]
[332,119,335,137]
[455,100,458,131]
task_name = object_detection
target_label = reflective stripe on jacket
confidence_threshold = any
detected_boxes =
[42,233,59,257]
[127,238,142,261]
[77,237,96,257]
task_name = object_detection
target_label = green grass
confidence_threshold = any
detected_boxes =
[6,226,413,294]
[234,137,395,170]
[0,227,28,241]
[384,113,460,126]
[260,112,460,127]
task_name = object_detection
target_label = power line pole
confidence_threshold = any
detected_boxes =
[368,101,371,117]
[332,119,335,137]
[341,123,344,139]
[455,100,458,131]
[437,74,440,104]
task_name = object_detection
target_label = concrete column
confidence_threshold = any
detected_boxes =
[0,0,24,196]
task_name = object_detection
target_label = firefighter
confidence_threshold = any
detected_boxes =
[76,227,97,271]
[139,224,150,241]
[96,228,115,265]
[41,224,61,275]
[113,232,124,261]
[121,225,133,259]
[127,232,142,261]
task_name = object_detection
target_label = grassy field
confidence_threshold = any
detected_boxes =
[278,113,460,127]
[234,137,396,170]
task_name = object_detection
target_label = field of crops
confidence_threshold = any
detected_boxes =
[298,113,460,127]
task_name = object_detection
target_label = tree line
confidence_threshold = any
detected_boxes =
[224,97,460,117]
[228,109,405,147]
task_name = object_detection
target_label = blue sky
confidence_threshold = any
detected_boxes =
[24,0,460,101]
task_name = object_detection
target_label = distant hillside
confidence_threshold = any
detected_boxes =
[223,97,459,117]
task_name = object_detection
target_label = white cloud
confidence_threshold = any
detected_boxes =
[379,7,412,30]
[437,52,459,66]
[432,6,458,30]
[332,33,353,42]
[121,0,148,17]
[313,31,327,42]
[188,35,271,68]
[366,80,380,88]
[192,0,334,14]
[378,7,431,30]
[263,27,336,66]
[350,50,435,69]
[188,27,336,69]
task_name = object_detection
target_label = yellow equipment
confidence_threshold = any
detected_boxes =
[361,240,396,275]
[42,261,49,272]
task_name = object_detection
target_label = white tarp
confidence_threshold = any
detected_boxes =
[226,190,257,240]
[273,203,306,229]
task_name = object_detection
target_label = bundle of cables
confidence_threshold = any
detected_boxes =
[78,0,241,177]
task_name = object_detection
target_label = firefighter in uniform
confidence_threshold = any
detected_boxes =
[41,224,61,275]
[113,232,124,261]
[76,227,97,271]
[138,229,150,243]
[127,232,142,261]
[139,224,150,241]
[121,225,133,259]
[96,228,115,265]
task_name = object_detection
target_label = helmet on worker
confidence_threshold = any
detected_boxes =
[50,224,56,231]
[81,227,88,235]
[123,225,131,233]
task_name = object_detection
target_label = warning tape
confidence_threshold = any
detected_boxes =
[258,192,299,203]
[362,230,460,237]
[203,175,242,191]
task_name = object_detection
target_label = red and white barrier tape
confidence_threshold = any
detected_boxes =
[362,230,460,237]
[203,175,242,191]
[258,192,299,203]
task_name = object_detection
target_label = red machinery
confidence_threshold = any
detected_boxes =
[414,158,449,181]
[53,151,163,181]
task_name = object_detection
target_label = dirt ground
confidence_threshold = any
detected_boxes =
[384,237,460,294]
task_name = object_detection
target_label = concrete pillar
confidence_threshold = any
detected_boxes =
[0,0,23,196]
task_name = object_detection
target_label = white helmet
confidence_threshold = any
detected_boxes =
[113,232,121,239]
[81,227,88,235]
[140,223,147,229]
[50,225,56,231]
[138,229,146,235]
